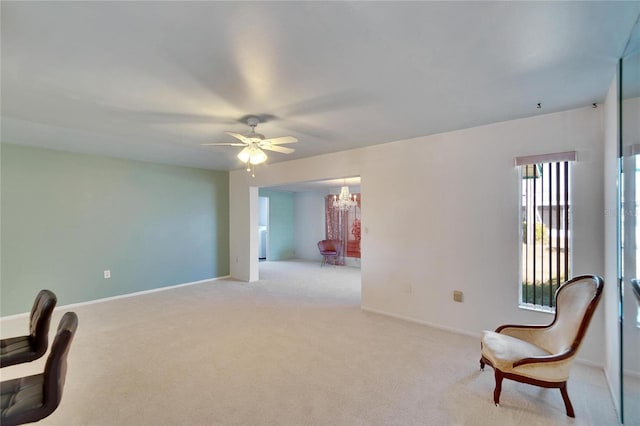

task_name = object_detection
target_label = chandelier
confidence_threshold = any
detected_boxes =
[332,186,357,211]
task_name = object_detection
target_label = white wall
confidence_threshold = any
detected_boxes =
[294,191,326,261]
[230,185,259,281]
[230,105,606,364]
[603,73,620,413]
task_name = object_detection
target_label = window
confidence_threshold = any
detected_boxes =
[516,152,575,311]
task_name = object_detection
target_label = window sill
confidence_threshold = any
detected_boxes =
[518,303,556,315]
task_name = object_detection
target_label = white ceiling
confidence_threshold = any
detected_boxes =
[2,2,639,171]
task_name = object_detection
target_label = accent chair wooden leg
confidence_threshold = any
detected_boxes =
[479,358,485,371]
[493,369,503,406]
[559,382,575,418]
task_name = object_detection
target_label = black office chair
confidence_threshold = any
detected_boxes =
[631,278,640,303]
[1,312,78,426]
[0,289,57,367]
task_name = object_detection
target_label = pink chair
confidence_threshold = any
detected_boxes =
[317,240,341,266]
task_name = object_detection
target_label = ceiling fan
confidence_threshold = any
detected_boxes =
[201,115,297,177]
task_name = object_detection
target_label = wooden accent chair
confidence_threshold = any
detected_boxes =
[1,312,78,426]
[317,240,341,266]
[480,275,603,418]
[1,289,57,368]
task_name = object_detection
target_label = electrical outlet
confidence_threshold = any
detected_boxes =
[104,270,111,279]
[453,290,463,302]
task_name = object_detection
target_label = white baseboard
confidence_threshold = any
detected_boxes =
[360,304,604,369]
[575,357,606,369]
[361,305,480,339]
[343,257,361,268]
[624,368,640,379]
[0,275,231,321]
[604,367,622,420]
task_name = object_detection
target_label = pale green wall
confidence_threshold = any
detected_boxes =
[258,189,294,260]
[1,144,229,315]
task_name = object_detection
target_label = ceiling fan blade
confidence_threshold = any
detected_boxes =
[201,143,247,146]
[98,104,239,125]
[276,90,376,118]
[261,145,295,154]
[264,136,298,145]
[280,119,335,139]
[225,132,250,143]
[128,112,238,124]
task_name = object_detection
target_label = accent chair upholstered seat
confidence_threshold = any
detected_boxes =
[1,312,78,426]
[0,290,57,368]
[317,239,341,266]
[480,274,603,418]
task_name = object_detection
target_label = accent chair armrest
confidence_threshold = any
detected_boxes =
[495,323,556,354]
[513,349,577,367]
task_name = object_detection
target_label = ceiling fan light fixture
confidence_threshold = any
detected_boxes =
[237,147,251,163]
[206,115,296,176]
[249,147,267,165]
[237,145,267,165]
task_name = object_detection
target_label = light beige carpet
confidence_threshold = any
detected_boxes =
[1,260,619,425]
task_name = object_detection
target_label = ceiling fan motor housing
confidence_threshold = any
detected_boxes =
[246,116,265,140]
[246,116,261,127]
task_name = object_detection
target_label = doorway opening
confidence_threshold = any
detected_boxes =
[254,177,362,303]
[258,196,269,261]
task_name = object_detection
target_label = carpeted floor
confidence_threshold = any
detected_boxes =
[0,260,619,425]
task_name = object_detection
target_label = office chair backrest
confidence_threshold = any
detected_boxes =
[44,311,78,410]
[631,278,640,303]
[1,311,78,426]
[30,289,58,357]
